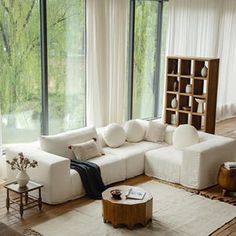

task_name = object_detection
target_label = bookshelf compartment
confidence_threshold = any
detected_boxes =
[167,76,179,92]
[180,77,192,93]
[192,115,202,130]
[167,58,178,74]
[179,95,191,111]
[180,59,191,75]
[179,113,188,125]
[165,110,177,125]
[166,94,178,109]
[193,79,204,95]
[194,60,209,77]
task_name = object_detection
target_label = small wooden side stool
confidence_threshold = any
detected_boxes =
[4,181,43,218]
[218,165,236,196]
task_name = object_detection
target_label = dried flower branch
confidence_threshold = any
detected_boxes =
[6,153,38,171]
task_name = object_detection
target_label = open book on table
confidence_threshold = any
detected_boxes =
[126,188,146,200]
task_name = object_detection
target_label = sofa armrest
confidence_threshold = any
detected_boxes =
[6,146,72,204]
[180,136,236,190]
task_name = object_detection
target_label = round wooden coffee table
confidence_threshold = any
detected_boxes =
[218,165,236,196]
[102,185,153,229]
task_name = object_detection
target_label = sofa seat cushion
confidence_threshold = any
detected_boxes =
[89,154,126,185]
[145,146,183,184]
[70,169,86,200]
[104,141,168,178]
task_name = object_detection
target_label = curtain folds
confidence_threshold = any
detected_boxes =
[217,0,236,119]
[167,0,236,120]
[86,0,128,127]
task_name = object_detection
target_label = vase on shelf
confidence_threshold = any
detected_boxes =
[171,114,177,125]
[185,84,192,93]
[195,98,205,113]
[201,65,208,77]
[16,170,30,188]
[171,97,178,109]
[173,79,179,92]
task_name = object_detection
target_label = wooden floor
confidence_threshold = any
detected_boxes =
[0,117,236,235]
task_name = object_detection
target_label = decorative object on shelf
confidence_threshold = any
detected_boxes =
[182,106,191,111]
[195,98,205,113]
[173,78,179,92]
[171,97,178,108]
[171,60,178,74]
[201,65,208,77]
[185,84,192,93]
[6,152,38,188]
[171,114,177,125]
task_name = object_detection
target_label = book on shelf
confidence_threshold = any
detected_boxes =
[126,188,146,200]
[224,162,236,170]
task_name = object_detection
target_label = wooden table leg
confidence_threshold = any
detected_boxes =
[222,189,227,197]
[6,189,10,212]
[25,192,28,204]
[20,193,23,218]
[38,188,42,211]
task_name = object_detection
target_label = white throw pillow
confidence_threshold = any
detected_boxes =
[124,120,145,142]
[70,140,102,161]
[103,123,126,148]
[40,126,98,159]
[145,121,167,143]
[173,124,199,149]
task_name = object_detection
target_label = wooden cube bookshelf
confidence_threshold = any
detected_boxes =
[164,56,219,134]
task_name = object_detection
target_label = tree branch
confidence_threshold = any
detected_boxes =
[0,0,9,14]
[23,0,36,29]
[0,20,11,61]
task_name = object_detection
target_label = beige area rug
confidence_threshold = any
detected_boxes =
[32,180,236,236]
[155,178,236,205]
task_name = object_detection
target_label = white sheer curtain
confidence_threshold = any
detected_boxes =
[167,0,221,57]
[86,0,128,127]
[167,0,236,120]
[217,0,236,119]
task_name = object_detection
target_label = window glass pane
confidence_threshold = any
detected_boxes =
[47,0,86,135]
[132,0,158,119]
[0,1,41,145]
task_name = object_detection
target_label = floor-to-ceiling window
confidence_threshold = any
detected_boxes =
[129,0,168,119]
[47,0,86,134]
[0,0,41,144]
[0,0,86,146]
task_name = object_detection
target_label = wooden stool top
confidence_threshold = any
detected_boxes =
[4,181,43,194]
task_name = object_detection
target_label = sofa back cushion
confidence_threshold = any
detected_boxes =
[103,123,126,148]
[124,120,146,142]
[145,121,167,142]
[173,124,199,149]
[40,126,98,159]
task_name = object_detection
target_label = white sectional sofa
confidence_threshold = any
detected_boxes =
[6,120,236,204]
